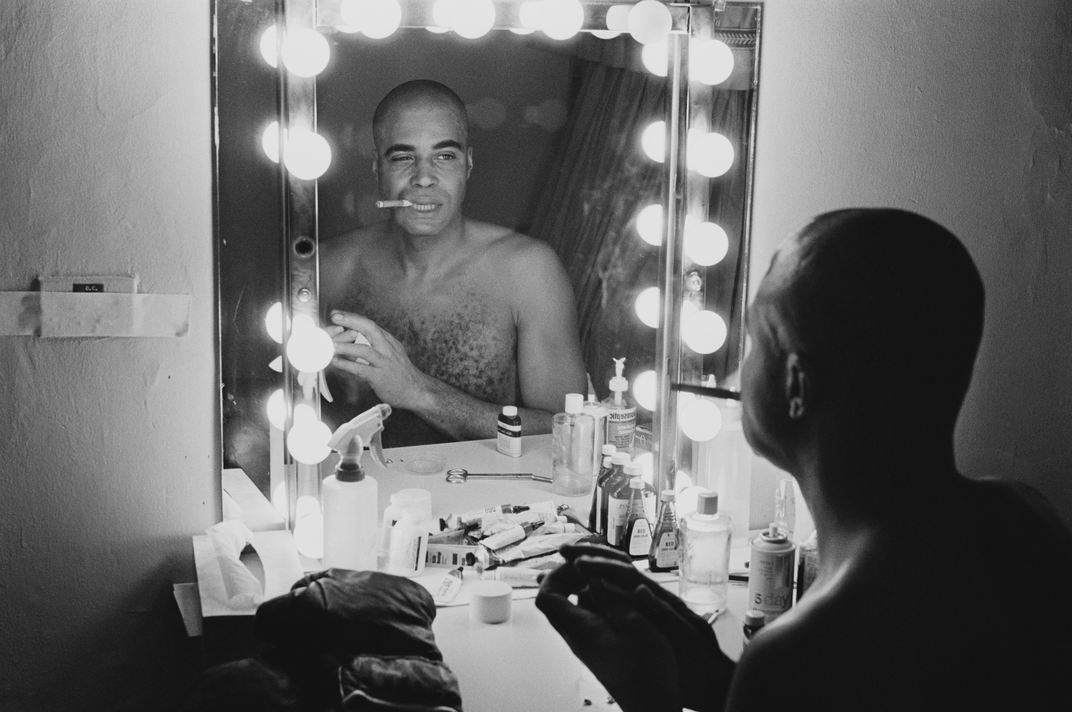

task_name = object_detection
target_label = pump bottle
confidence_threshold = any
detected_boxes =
[601,357,637,454]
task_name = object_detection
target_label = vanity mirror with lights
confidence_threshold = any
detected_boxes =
[213,0,761,530]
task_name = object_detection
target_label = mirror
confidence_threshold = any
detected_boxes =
[214,0,761,508]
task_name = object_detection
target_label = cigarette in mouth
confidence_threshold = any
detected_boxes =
[375,199,413,209]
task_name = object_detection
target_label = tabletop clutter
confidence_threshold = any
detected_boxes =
[318,359,819,631]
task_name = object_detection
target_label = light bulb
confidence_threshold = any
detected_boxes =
[685,221,729,266]
[259,25,279,68]
[336,25,362,34]
[634,286,661,328]
[519,1,545,31]
[296,494,321,521]
[675,470,693,492]
[542,0,584,41]
[428,25,451,33]
[281,28,330,78]
[641,120,666,163]
[605,5,631,32]
[689,132,734,178]
[691,39,734,86]
[293,512,324,559]
[681,298,700,327]
[284,128,332,180]
[636,203,663,246]
[633,369,657,411]
[293,403,317,424]
[261,121,281,163]
[683,310,728,354]
[266,389,286,430]
[634,451,654,484]
[628,0,672,45]
[590,30,620,40]
[269,356,283,372]
[264,301,285,342]
[432,0,459,29]
[454,0,496,38]
[346,0,402,39]
[286,418,332,464]
[286,327,335,373]
[677,485,702,517]
[641,39,669,77]
[272,482,287,517]
[680,398,723,442]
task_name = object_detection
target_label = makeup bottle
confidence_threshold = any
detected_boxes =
[599,452,631,539]
[679,490,732,615]
[647,489,680,572]
[607,462,652,546]
[620,477,653,559]
[551,393,596,496]
[496,405,522,457]
[601,358,637,454]
[742,609,766,648]
[588,444,617,534]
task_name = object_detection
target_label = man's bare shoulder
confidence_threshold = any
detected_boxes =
[464,219,565,280]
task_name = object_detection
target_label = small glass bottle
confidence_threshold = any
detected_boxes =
[742,609,766,648]
[588,444,617,534]
[620,477,653,558]
[551,393,596,496]
[679,489,733,615]
[647,489,680,572]
[607,462,653,546]
[600,452,631,539]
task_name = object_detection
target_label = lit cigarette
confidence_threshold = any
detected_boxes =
[375,199,413,209]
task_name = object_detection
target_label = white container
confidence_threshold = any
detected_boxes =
[322,470,379,572]
[382,511,429,578]
[679,489,732,614]
[551,393,596,496]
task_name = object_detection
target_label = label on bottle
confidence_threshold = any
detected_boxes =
[626,518,652,557]
[606,495,630,545]
[497,418,522,457]
[747,542,795,620]
[606,408,637,449]
[651,531,680,569]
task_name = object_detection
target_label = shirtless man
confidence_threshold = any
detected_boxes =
[320,80,587,447]
[537,209,1072,711]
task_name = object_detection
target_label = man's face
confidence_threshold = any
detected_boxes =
[373,100,472,237]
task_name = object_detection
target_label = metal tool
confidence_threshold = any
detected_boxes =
[445,468,552,485]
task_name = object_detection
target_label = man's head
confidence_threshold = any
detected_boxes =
[741,209,985,470]
[372,80,472,237]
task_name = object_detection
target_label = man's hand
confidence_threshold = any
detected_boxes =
[327,311,431,412]
[541,544,735,712]
[535,549,682,712]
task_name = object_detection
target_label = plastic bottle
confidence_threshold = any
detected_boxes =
[621,477,654,559]
[385,509,430,577]
[679,489,733,614]
[588,445,617,534]
[599,452,632,538]
[582,400,608,476]
[551,393,596,496]
[742,609,766,648]
[601,358,637,454]
[322,434,379,572]
[607,461,652,546]
[647,489,680,572]
[496,405,522,458]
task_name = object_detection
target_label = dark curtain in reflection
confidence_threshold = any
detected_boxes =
[529,58,667,404]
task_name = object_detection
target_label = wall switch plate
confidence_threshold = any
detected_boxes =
[39,275,139,294]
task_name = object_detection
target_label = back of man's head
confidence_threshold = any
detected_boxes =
[372,79,469,147]
[768,208,985,432]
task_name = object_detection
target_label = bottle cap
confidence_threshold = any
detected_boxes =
[609,358,628,392]
[611,452,631,466]
[660,489,675,502]
[629,477,644,489]
[564,393,585,414]
[744,609,766,626]
[502,405,518,417]
[697,490,719,515]
[623,462,643,476]
[763,524,788,542]
[601,444,617,456]
[601,456,613,468]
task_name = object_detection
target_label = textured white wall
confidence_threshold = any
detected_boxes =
[751,0,1072,526]
[0,2,217,709]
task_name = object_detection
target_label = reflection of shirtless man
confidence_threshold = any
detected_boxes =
[320,80,587,447]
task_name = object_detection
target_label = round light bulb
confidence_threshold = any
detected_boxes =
[293,403,317,425]
[284,128,332,180]
[286,418,332,464]
[296,494,321,521]
[264,301,285,342]
[266,389,286,430]
[677,484,702,517]
[347,0,402,39]
[675,470,693,493]
[542,0,584,41]
[272,482,287,517]
[432,0,459,29]
[690,132,734,178]
[641,39,669,77]
[293,512,324,559]
[636,203,663,246]
[454,0,496,38]
[680,398,723,442]
[590,29,621,40]
[634,451,654,484]
[281,28,330,78]
[261,121,283,164]
[628,0,672,45]
[680,298,700,327]
[633,369,657,411]
[685,221,729,266]
[286,326,335,373]
[641,120,666,163]
[634,286,661,328]
[691,39,734,86]
[259,25,279,68]
[336,24,362,34]
[519,1,545,31]
[683,310,728,354]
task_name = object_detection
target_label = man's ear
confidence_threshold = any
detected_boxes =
[784,353,812,420]
[466,148,473,179]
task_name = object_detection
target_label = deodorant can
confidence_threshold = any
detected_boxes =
[747,525,796,622]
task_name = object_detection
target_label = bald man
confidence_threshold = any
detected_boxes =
[320,80,587,447]
[537,209,1072,711]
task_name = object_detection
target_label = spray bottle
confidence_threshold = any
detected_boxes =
[322,404,391,571]
[601,358,637,454]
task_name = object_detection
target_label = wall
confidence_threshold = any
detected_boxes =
[0,2,217,710]
[0,0,1069,709]
[751,0,1072,526]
